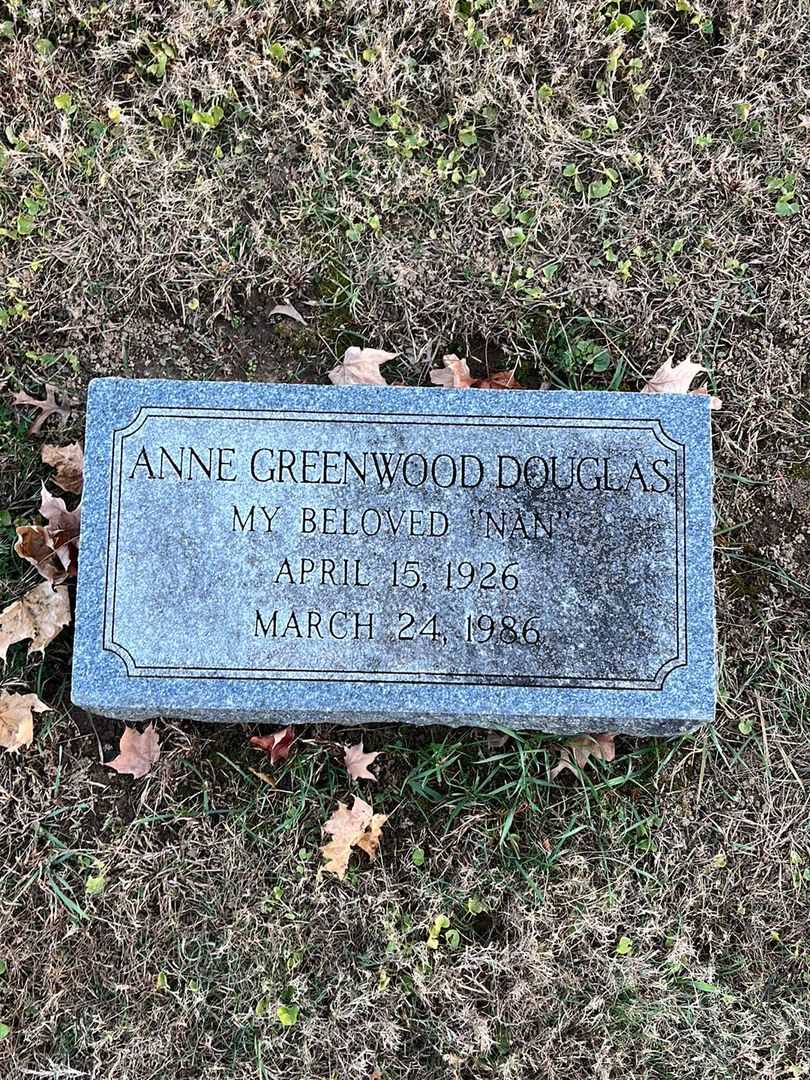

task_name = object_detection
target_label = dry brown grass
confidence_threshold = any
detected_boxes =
[1,0,809,1077]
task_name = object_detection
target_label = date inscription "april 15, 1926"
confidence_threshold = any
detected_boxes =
[72,378,716,736]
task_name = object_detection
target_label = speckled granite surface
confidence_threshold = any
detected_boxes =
[72,378,715,734]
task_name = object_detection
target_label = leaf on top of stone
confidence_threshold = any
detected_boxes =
[249,724,296,764]
[41,442,84,494]
[327,346,398,386]
[105,722,161,778]
[269,301,307,325]
[344,741,381,781]
[0,581,71,662]
[550,732,617,781]
[14,484,81,584]
[321,795,389,879]
[12,384,73,435]
[0,690,51,752]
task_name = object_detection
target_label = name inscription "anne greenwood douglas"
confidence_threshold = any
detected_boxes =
[126,444,675,494]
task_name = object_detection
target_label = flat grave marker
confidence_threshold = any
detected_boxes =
[72,378,715,734]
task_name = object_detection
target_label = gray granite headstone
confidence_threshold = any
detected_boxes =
[72,378,715,735]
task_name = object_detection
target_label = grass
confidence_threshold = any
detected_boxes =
[1,0,810,1076]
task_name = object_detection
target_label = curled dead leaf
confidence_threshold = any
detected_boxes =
[327,346,398,386]
[42,442,84,494]
[321,796,389,879]
[0,690,51,752]
[249,724,296,764]
[430,354,522,390]
[269,301,306,325]
[430,354,476,388]
[690,385,723,410]
[105,722,161,779]
[12,384,73,435]
[550,732,617,781]
[14,483,80,584]
[344,741,380,781]
[0,581,71,661]
[478,369,522,390]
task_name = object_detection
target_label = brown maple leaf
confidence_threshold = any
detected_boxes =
[14,483,81,584]
[321,796,389,879]
[12,384,73,435]
[344,741,381,781]
[42,442,84,494]
[249,725,296,764]
[0,690,51,752]
[327,346,398,386]
[641,359,722,409]
[0,581,71,662]
[105,723,161,778]
[550,733,617,781]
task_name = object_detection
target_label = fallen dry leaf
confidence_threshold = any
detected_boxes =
[249,725,296,764]
[430,354,522,390]
[269,301,307,325]
[690,385,724,410]
[0,581,71,661]
[106,722,161,778]
[478,369,522,390]
[344,741,381,781]
[42,442,84,494]
[430,354,476,388]
[14,483,81,584]
[327,346,398,386]
[642,359,723,410]
[0,690,50,752]
[12,384,73,435]
[641,358,705,395]
[321,796,389,879]
[550,733,617,780]
[248,765,276,785]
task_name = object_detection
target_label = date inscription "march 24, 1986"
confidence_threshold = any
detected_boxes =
[72,378,716,736]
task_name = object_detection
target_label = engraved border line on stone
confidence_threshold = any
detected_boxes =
[101,406,688,691]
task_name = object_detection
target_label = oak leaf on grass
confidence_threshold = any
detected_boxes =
[321,796,389,879]
[0,581,71,661]
[641,359,722,409]
[0,690,51,752]
[327,346,398,386]
[41,442,84,494]
[249,725,295,764]
[106,722,161,778]
[12,384,73,435]
[344,741,380,781]
[550,733,617,780]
